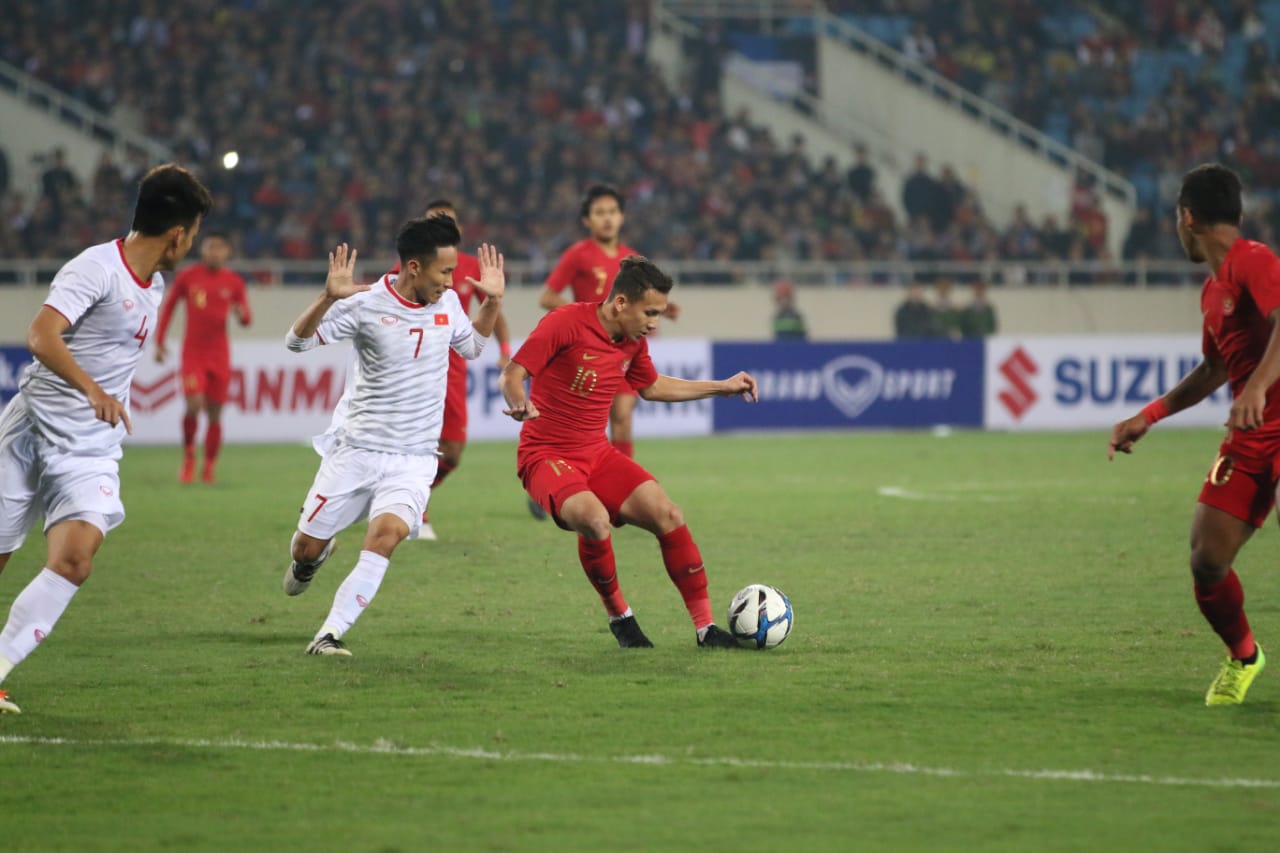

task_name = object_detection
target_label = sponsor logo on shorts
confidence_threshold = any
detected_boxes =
[1208,454,1235,487]
[99,484,115,497]
[356,594,369,608]
[33,629,46,644]
[380,315,400,326]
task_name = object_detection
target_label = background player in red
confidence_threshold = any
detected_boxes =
[155,231,250,484]
[502,255,757,648]
[393,199,511,540]
[537,185,680,461]
[1109,163,1279,705]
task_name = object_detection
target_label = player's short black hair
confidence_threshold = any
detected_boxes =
[396,214,461,265]
[1178,164,1243,226]
[580,184,626,218]
[131,164,213,236]
[609,255,673,301]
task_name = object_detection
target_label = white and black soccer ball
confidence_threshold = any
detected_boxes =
[727,584,793,649]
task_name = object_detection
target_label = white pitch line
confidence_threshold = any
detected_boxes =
[2,735,1277,790]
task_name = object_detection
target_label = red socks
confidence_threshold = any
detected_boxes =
[432,460,456,489]
[578,536,628,617]
[1195,569,1256,660]
[659,525,713,630]
[182,415,198,455]
[205,422,223,465]
[613,440,634,459]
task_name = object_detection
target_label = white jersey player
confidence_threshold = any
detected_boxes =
[282,216,506,656]
[0,165,210,714]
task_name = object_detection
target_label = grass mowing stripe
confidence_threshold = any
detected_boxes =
[3,735,1277,790]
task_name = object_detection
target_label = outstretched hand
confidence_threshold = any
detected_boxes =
[467,243,506,300]
[503,400,540,422]
[324,243,370,301]
[719,371,758,403]
[1107,414,1150,460]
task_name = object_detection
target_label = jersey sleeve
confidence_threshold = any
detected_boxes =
[544,245,579,295]
[43,259,115,327]
[233,273,252,324]
[626,339,660,391]
[155,271,188,343]
[448,292,487,359]
[512,310,570,376]
[314,296,361,345]
[1242,246,1280,319]
[1203,323,1223,362]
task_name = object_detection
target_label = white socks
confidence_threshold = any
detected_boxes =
[316,550,389,641]
[0,568,79,682]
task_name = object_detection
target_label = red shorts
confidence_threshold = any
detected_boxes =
[181,359,231,405]
[1197,434,1280,528]
[441,354,468,444]
[519,443,655,530]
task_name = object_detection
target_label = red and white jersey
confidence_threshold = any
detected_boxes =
[291,276,487,456]
[20,239,165,456]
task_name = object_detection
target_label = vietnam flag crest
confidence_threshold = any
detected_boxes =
[434,314,449,325]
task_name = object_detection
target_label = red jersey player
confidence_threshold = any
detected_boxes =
[536,185,680,473]
[1110,163,1278,705]
[501,255,757,648]
[155,231,250,483]
[388,200,511,541]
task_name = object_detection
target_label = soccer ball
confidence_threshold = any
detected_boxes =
[727,584,793,649]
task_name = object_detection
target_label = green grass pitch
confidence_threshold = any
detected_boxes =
[1,430,1278,851]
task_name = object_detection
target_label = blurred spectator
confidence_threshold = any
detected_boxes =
[902,154,945,229]
[40,149,77,207]
[846,141,876,203]
[932,277,962,339]
[0,146,9,197]
[894,284,937,338]
[771,280,808,340]
[958,281,998,338]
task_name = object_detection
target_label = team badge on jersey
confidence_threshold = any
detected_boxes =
[434,314,449,326]
[123,299,135,311]
[1223,297,1235,315]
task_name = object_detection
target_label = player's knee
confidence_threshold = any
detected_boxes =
[1189,547,1230,587]
[660,501,685,533]
[578,516,613,540]
[49,552,93,585]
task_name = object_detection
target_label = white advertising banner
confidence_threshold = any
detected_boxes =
[984,335,1231,430]
[126,337,713,446]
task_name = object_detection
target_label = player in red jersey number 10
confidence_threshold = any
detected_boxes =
[502,256,756,649]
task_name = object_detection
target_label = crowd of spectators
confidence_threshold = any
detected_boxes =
[826,0,1280,260]
[0,0,1136,275]
[5,0,1279,275]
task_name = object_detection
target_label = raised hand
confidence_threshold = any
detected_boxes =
[467,243,506,300]
[323,243,370,301]
[719,371,758,403]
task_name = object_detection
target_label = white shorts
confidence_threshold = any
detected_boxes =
[296,442,436,541]
[0,395,124,554]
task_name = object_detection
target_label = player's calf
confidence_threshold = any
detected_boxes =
[284,532,336,596]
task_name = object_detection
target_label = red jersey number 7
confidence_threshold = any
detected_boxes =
[409,327,424,358]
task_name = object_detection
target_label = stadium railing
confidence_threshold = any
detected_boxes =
[0,258,1205,288]
[0,58,172,167]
